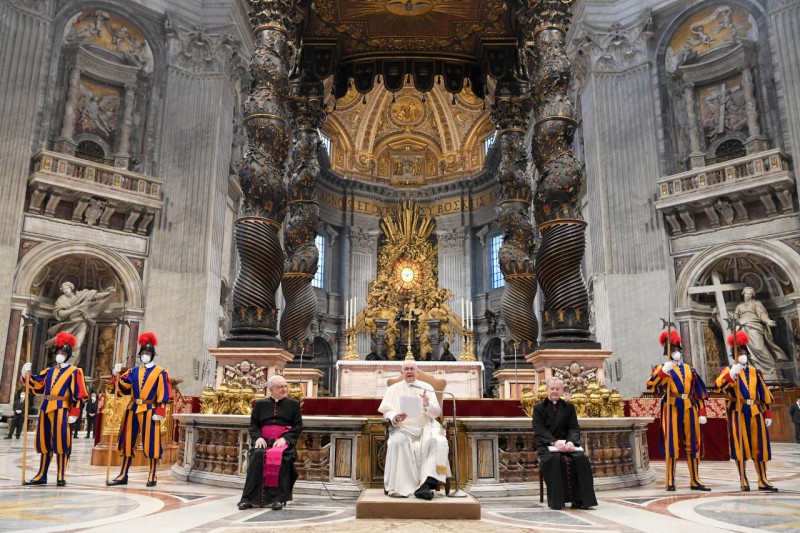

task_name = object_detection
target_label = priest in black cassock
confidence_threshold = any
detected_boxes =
[237,375,303,511]
[532,376,598,510]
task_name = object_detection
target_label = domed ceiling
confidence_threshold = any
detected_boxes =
[303,1,519,186]
[323,81,495,186]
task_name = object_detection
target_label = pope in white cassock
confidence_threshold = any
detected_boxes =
[379,360,451,499]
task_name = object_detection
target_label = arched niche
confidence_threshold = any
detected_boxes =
[674,239,800,383]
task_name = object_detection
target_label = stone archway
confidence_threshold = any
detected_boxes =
[312,335,335,395]
[480,337,502,397]
[10,242,144,388]
[674,240,800,384]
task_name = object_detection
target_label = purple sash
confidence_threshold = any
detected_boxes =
[261,425,291,487]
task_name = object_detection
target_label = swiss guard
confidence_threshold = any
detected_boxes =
[106,332,173,487]
[646,329,711,491]
[20,331,88,486]
[714,330,778,492]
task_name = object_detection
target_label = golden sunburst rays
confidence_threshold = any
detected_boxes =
[346,0,473,19]
[380,201,434,247]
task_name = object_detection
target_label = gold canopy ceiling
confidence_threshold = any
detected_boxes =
[304,1,517,186]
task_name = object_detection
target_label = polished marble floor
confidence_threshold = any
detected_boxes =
[1,433,799,532]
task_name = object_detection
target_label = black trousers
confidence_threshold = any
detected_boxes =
[539,450,598,510]
[240,446,298,505]
[6,414,22,438]
[86,416,96,437]
[794,422,800,443]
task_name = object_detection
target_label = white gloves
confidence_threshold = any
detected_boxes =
[699,416,707,425]
[730,363,743,378]
[21,362,32,377]
[113,363,123,376]
[765,418,772,428]
[661,361,674,373]
[68,416,77,424]
[152,414,164,421]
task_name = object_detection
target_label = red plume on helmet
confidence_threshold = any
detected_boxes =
[53,331,77,358]
[54,331,77,349]
[138,331,158,357]
[659,329,682,356]
[727,330,750,348]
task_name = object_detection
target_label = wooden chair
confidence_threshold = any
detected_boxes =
[382,369,452,495]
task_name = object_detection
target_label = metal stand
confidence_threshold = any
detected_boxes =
[442,390,467,497]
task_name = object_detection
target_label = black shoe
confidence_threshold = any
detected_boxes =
[271,501,283,511]
[23,479,46,486]
[56,480,66,487]
[237,500,253,510]
[4,435,10,439]
[759,485,778,492]
[146,480,157,487]
[691,484,711,491]
[741,485,750,492]
[106,479,128,486]
[85,435,91,438]
[571,502,591,510]
[414,487,434,500]
[666,485,676,492]
[15,436,19,439]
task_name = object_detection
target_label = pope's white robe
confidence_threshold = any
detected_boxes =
[378,379,451,497]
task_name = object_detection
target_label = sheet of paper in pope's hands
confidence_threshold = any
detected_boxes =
[400,395,423,419]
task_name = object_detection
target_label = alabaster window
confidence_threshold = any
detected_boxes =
[490,234,504,289]
[483,131,496,157]
[313,234,326,289]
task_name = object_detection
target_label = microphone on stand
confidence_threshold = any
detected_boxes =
[408,382,468,497]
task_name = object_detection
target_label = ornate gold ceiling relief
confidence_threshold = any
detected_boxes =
[321,81,492,186]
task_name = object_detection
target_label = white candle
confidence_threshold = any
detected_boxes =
[468,301,472,330]
[461,298,465,328]
[345,299,350,330]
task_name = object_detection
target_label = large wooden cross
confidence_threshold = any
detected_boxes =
[687,271,745,359]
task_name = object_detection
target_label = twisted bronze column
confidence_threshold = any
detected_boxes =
[521,0,590,342]
[491,81,538,356]
[279,77,326,351]
[228,1,300,344]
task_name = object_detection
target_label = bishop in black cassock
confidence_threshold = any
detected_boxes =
[532,377,598,510]
[238,376,303,510]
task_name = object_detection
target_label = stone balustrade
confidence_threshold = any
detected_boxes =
[655,149,795,235]
[27,149,163,234]
[172,413,654,498]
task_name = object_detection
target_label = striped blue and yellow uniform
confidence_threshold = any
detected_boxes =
[714,365,775,489]
[112,364,173,459]
[23,364,88,482]
[647,362,708,488]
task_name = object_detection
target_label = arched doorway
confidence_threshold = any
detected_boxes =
[11,242,144,394]
[481,337,502,398]
[312,336,335,395]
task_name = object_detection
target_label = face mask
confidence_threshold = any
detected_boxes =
[19,394,25,400]
[671,351,681,361]
[738,355,748,365]
[140,354,152,364]
[91,396,97,401]
[55,353,66,364]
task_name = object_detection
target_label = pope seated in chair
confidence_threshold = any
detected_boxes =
[379,360,450,499]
